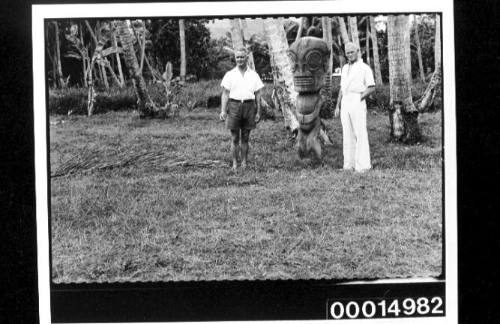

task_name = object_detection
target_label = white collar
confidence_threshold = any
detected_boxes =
[233,66,249,74]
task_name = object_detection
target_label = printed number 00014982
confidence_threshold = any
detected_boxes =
[329,297,444,319]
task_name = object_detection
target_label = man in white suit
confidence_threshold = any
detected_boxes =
[335,42,375,172]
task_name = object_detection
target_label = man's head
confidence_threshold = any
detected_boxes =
[345,42,359,64]
[234,47,248,69]
[288,36,330,93]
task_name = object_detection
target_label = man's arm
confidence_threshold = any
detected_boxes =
[360,85,375,101]
[361,65,376,101]
[254,90,262,123]
[220,88,229,121]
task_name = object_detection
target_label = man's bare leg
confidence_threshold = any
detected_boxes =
[241,129,251,169]
[231,130,240,170]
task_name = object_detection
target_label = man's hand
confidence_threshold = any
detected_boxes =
[334,105,340,118]
[220,111,227,121]
[255,112,261,123]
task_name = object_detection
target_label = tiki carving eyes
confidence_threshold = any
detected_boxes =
[289,50,324,72]
[288,36,330,93]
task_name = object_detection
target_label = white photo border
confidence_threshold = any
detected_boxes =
[33,1,456,323]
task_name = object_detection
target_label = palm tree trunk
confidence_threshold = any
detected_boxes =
[106,64,121,87]
[241,20,256,70]
[79,23,88,86]
[348,16,361,59]
[129,21,147,74]
[295,17,306,42]
[230,18,255,70]
[369,17,383,85]
[85,20,110,90]
[434,14,441,71]
[129,26,161,82]
[53,21,65,88]
[100,63,109,90]
[322,17,333,80]
[45,23,56,88]
[337,17,350,45]
[336,16,350,45]
[263,18,299,134]
[96,22,109,90]
[366,20,371,65]
[115,20,160,118]
[388,15,420,143]
[416,14,441,111]
[331,18,348,69]
[112,32,125,87]
[85,63,95,116]
[413,16,426,83]
[179,19,187,83]
[140,26,147,74]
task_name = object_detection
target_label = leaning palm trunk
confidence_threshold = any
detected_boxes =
[112,32,125,86]
[295,17,307,42]
[369,16,383,85]
[84,21,107,115]
[416,14,441,111]
[115,20,161,118]
[84,20,122,114]
[263,18,299,133]
[336,16,350,44]
[85,20,110,90]
[335,16,350,67]
[388,15,420,143]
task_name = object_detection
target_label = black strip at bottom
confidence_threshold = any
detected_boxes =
[51,280,445,322]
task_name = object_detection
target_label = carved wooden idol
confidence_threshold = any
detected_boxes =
[288,36,330,159]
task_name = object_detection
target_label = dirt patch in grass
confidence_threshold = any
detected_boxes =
[50,108,443,283]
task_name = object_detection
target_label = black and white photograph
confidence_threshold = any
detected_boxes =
[32,0,457,322]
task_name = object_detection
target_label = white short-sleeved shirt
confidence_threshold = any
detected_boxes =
[340,60,375,96]
[221,67,264,101]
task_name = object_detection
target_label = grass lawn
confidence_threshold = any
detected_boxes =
[49,107,442,283]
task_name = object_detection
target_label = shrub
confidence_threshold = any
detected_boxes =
[48,87,136,115]
[49,88,87,115]
[181,79,222,109]
[369,80,442,111]
[95,87,137,113]
[47,79,441,116]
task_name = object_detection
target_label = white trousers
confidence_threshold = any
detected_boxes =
[340,93,371,171]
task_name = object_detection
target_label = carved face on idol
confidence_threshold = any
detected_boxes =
[288,37,330,93]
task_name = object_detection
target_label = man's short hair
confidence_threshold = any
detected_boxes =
[234,46,248,55]
[345,42,359,52]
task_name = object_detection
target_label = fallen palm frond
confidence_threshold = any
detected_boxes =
[51,148,224,178]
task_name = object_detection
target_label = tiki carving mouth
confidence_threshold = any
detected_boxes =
[294,76,314,86]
